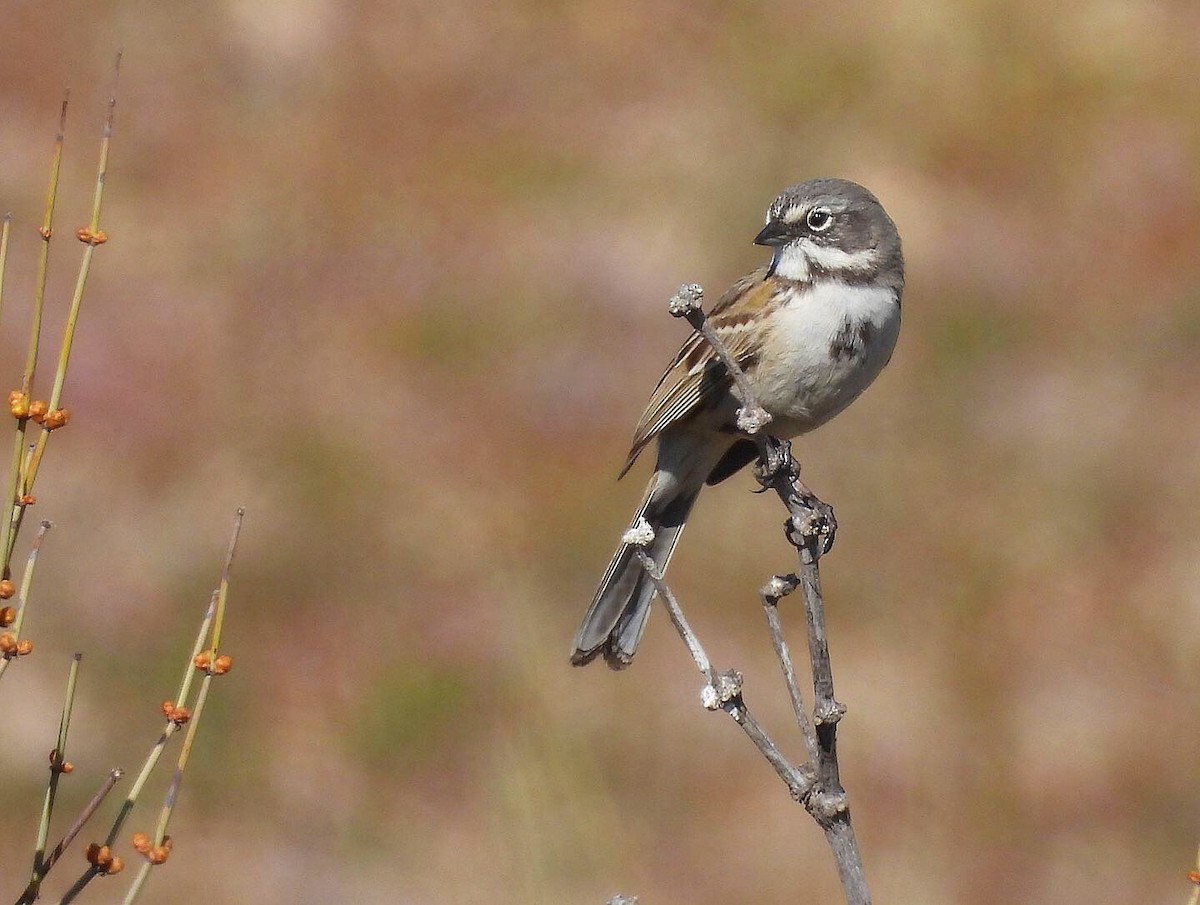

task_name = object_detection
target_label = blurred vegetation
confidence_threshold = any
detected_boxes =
[0,2,1197,903]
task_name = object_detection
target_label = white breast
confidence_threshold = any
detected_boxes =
[752,280,900,435]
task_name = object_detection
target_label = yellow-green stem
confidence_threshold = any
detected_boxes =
[23,93,68,398]
[0,215,12,575]
[1,431,28,574]
[101,593,215,850]
[122,511,242,905]
[211,508,245,651]
[0,519,51,684]
[24,654,81,900]
[22,93,115,499]
[0,213,11,328]
[1,98,66,575]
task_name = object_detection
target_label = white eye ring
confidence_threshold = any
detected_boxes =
[806,207,833,232]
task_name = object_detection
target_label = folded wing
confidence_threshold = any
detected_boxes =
[619,268,780,477]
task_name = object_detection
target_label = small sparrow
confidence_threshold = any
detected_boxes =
[571,178,904,669]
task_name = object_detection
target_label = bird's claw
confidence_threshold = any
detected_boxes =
[785,500,837,558]
[753,436,795,485]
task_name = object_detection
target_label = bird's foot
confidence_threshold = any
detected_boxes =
[785,498,837,559]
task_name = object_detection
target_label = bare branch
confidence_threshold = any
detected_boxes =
[631,545,814,802]
[626,521,714,684]
[668,284,772,435]
[636,283,872,905]
[760,575,820,766]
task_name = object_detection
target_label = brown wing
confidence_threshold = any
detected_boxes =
[618,268,779,477]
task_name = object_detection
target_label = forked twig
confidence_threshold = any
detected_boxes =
[629,283,870,905]
[626,527,814,801]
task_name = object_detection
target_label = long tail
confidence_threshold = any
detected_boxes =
[570,479,700,669]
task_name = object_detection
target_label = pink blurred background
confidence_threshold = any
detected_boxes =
[0,2,1198,903]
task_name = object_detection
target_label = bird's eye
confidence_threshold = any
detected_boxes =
[806,207,833,232]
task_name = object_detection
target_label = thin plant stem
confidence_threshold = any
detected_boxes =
[760,575,822,767]
[56,867,97,905]
[19,655,82,903]
[631,546,814,800]
[1,437,29,573]
[646,283,870,905]
[122,680,213,905]
[0,210,13,575]
[24,92,68,398]
[0,213,12,328]
[124,509,244,905]
[0,519,52,684]
[38,768,124,879]
[210,506,243,651]
[60,594,216,903]
[104,594,216,847]
[23,83,118,499]
[632,544,715,682]
[151,510,243,846]
[0,96,67,575]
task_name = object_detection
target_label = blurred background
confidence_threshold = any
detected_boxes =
[0,1,1197,903]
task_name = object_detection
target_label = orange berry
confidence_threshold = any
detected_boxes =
[213,654,233,675]
[0,633,16,653]
[193,650,213,671]
[42,409,69,431]
[27,400,47,423]
[18,495,35,507]
[169,706,191,725]
[9,396,28,419]
[75,227,108,245]
[16,639,32,656]
[131,832,151,854]
[0,607,15,626]
[147,846,168,865]
[85,842,111,866]
[105,855,124,874]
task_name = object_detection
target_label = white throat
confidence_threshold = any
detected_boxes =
[771,239,878,282]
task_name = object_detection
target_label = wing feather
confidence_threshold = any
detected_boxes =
[618,268,781,477]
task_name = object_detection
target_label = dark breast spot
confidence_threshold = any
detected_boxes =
[829,318,874,362]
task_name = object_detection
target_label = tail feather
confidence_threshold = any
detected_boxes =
[571,484,698,669]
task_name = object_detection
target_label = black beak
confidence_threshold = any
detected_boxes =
[754,220,788,247]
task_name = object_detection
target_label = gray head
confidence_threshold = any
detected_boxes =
[754,178,903,291]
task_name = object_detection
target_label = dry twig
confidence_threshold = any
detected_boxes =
[628,283,871,905]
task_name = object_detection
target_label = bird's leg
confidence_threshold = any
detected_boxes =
[752,435,794,484]
[754,437,837,557]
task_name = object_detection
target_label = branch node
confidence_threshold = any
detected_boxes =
[701,669,743,711]
[667,283,704,318]
[814,699,848,726]
[622,517,655,548]
[760,573,800,603]
[807,789,849,819]
[788,764,818,803]
[784,509,836,558]
[735,404,772,435]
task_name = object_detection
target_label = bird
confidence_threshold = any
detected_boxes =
[571,178,904,669]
